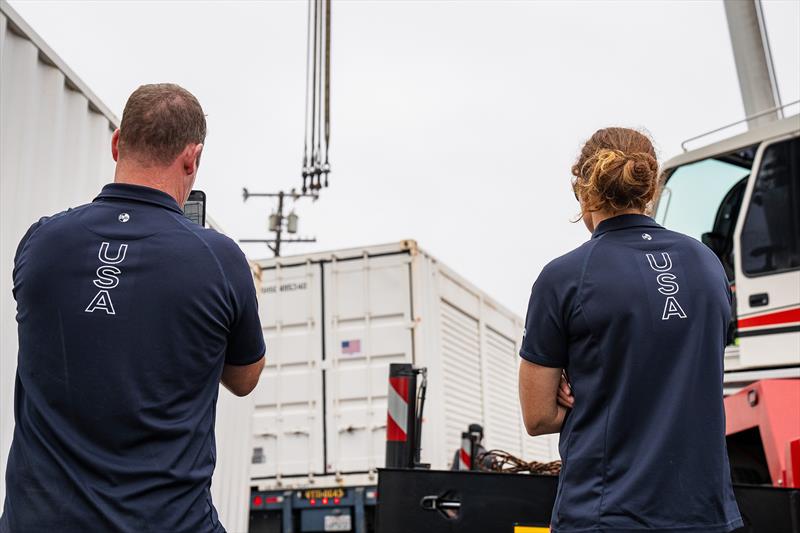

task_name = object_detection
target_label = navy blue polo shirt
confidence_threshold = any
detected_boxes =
[2,183,265,533]
[521,214,742,533]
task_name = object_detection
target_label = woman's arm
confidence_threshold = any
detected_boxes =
[519,359,569,436]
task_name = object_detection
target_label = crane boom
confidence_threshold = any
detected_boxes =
[724,0,783,128]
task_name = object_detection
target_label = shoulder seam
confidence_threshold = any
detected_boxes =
[16,204,93,262]
[576,236,604,301]
[167,212,235,302]
[571,235,612,521]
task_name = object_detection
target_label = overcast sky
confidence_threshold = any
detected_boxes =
[9,0,800,317]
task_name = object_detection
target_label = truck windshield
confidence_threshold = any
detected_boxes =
[655,158,751,242]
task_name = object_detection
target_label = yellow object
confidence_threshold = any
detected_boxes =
[302,488,345,500]
[514,527,550,533]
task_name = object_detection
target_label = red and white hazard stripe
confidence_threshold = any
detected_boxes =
[387,376,409,442]
[738,305,800,333]
[458,435,471,470]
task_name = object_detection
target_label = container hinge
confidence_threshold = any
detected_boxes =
[338,425,366,433]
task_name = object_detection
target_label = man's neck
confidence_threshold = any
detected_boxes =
[114,162,186,206]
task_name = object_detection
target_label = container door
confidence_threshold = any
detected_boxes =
[251,262,325,479]
[734,134,800,369]
[323,253,414,474]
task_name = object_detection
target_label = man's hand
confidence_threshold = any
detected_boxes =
[557,372,574,409]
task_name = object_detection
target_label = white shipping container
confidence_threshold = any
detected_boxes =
[0,5,250,528]
[250,241,559,491]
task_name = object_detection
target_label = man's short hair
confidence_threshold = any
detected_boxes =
[118,83,206,166]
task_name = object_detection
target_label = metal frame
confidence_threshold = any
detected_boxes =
[665,114,800,172]
[680,101,799,152]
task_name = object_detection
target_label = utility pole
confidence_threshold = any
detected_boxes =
[724,0,782,128]
[240,189,317,257]
[241,0,331,257]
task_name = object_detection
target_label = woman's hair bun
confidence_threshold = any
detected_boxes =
[572,128,659,214]
[625,152,658,183]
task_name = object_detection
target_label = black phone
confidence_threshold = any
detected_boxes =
[183,190,206,226]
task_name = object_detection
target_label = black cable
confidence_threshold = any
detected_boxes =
[300,0,331,193]
[309,0,319,191]
[414,369,427,465]
[314,0,324,190]
[302,0,314,194]
[323,0,331,187]
[476,449,561,475]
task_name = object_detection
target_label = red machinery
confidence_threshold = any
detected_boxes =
[725,379,800,488]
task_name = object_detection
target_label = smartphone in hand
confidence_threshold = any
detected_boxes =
[183,190,206,226]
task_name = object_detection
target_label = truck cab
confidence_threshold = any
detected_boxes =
[655,115,800,393]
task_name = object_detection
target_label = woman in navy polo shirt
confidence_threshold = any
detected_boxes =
[519,127,742,533]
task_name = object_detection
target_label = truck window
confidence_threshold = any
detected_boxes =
[740,137,800,276]
[656,159,751,242]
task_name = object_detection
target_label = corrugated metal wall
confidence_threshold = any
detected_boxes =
[440,300,484,458]
[0,5,252,530]
[0,5,117,506]
[484,327,523,456]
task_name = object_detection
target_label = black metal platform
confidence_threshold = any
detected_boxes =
[376,468,558,533]
[732,483,800,533]
[375,469,800,533]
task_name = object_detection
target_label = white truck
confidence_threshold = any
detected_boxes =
[247,240,558,532]
[655,113,800,393]
[654,114,800,527]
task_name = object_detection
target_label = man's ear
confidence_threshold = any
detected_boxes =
[111,129,121,162]
[183,143,203,175]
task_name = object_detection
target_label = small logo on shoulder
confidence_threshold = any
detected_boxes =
[118,213,130,223]
[642,233,652,240]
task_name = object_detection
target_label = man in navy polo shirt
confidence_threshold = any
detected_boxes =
[519,129,741,532]
[1,84,265,532]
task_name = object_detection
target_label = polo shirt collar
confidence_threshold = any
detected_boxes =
[592,213,661,239]
[94,183,183,214]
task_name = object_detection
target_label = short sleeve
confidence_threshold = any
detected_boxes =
[12,218,47,300]
[520,267,568,368]
[224,248,266,366]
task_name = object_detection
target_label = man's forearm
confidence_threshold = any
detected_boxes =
[526,405,567,436]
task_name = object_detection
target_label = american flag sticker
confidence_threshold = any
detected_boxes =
[341,339,362,355]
